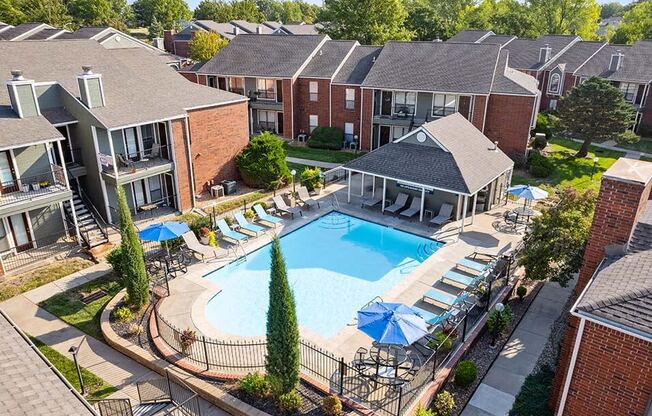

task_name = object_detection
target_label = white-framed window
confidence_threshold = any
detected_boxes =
[256,78,276,100]
[207,76,217,88]
[432,94,457,117]
[309,115,318,133]
[229,77,244,95]
[549,99,558,110]
[393,91,416,115]
[578,76,588,85]
[309,81,318,101]
[548,73,561,94]
[392,126,409,141]
[619,82,637,103]
[258,110,276,132]
[345,88,355,110]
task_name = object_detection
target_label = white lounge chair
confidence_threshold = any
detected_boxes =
[400,197,422,218]
[384,193,409,214]
[182,232,219,261]
[430,203,454,226]
[273,195,302,219]
[297,186,320,209]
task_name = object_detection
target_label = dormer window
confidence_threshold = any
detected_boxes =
[548,73,562,95]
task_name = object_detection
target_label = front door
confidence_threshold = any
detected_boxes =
[8,213,31,252]
[0,151,17,193]
[277,112,284,135]
[380,126,391,147]
[157,122,169,159]
[124,127,139,160]
[381,91,392,116]
[164,173,176,208]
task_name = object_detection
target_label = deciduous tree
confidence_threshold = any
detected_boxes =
[22,0,73,28]
[463,0,541,38]
[0,0,26,25]
[189,31,228,61]
[529,0,601,40]
[405,0,472,40]
[133,0,191,29]
[194,0,233,22]
[610,0,652,44]
[600,1,624,18]
[231,0,265,22]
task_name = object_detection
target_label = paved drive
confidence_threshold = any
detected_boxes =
[461,279,575,416]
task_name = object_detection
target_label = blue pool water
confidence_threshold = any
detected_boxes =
[204,212,442,338]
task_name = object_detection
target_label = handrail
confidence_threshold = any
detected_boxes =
[76,183,113,236]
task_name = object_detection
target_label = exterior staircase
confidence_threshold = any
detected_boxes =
[64,188,110,249]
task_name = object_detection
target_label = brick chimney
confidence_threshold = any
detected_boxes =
[575,158,652,294]
[163,30,175,53]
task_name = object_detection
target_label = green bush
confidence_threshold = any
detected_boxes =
[616,129,640,145]
[239,372,269,399]
[454,360,477,388]
[236,132,291,189]
[528,151,554,178]
[307,127,343,150]
[532,134,548,150]
[427,330,454,351]
[509,366,554,416]
[322,395,342,416]
[517,285,527,301]
[299,167,322,191]
[278,390,302,413]
[488,305,514,342]
[114,306,133,323]
[106,246,125,279]
[415,405,436,416]
[432,391,455,416]
[535,112,558,138]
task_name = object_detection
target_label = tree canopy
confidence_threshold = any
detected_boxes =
[610,0,652,44]
[133,0,191,29]
[463,0,540,38]
[189,30,228,60]
[529,0,601,40]
[194,0,234,21]
[600,1,625,18]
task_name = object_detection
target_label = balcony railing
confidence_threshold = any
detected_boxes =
[108,194,177,225]
[101,144,173,177]
[65,148,84,167]
[255,89,276,101]
[0,228,77,274]
[0,165,69,207]
[393,104,415,117]
[230,87,245,96]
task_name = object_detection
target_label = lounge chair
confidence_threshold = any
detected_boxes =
[215,218,248,243]
[399,197,422,218]
[273,195,302,219]
[442,268,488,289]
[457,257,495,275]
[253,204,282,226]
[384,193,409,214]
[181,231,219,261]
[430,203,454,226]
[148,142,161,159]
[234,212,265,236]
[117,153,134,168]
[423,289,470,310]
[297,186,320,209]
[411,305,458,328]
[361,196,382,209]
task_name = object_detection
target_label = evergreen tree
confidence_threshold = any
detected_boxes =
[265,236,300,396]
[116,186,149,309]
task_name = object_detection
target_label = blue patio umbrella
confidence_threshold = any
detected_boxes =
[357,302,429,346]
[507,185,548,207]
[138,221,190,242]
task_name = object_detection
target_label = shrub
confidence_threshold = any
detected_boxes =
[244,209,255,220]
[534,112,558,138]
[236,132,291,189]
[180,328,197,353]
[278,390,302,413]
[432,391,455,416]
[532,133,548,150]
[427,330,454,351]
[299,167,322,191]
[616,129,640,145]
[307,127,343,150]
[517,285,527,301]
[128,323,143,336]
[207,231,217,247]
[454,360,477,388]
[528,151,554,178]
[322,395,342,416]
[106,246,125,279]
[488,305,514,345]
[509,366,554,416]
[114,306,133,323]
[239,372,269,399]
[415,405,436,416]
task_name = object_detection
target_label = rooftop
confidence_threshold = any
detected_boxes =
[502,34,580,70]
[574,40,652,83]
[332,45,383,85]
[300,40,357,78]
[447,29,494,43]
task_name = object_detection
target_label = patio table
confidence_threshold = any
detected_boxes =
[369,345,408,382]
[511,206,536,224]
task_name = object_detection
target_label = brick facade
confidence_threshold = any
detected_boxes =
[294,78,331,136]
[360,89,374,151]
[539,72,575,110]
[331,85,362,138]
[179,72,199,83]
[171,118,193,211]
[282,79,293,139]
[471,95,487,131]
[484,94,536,161]
[640,86,652,136]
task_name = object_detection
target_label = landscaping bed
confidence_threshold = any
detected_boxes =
[440,279,544,416]
[284,143,360,164]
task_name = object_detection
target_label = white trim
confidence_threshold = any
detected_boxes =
[557,317,585,416]
[0,137,65,153]
[290,80,295,138]
[430,93,459,118]
[8,149,20,190]
[359,88,364,151]
[393,126,451,152]
[537,36,582,71]
[329,82,332,126]
[363,86,490,96]
[330,41,359,82]
[547,72,563,95]
[25,211,36,249]
[8,83,23,118]
[344,167,464,196]
[7,23,51,41]
[164,120,182,211]
[460,195,468,233]
[291,35,331,79]
[52,120,79,127]
[571,43,608,77]
[419,187,425,222]
[382,178,386,212]
[108,115,185,131]
[88,27,113,41]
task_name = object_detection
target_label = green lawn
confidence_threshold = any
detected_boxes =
[0,258,94,302]
[40,275,122,340]
[30,337,117,400]
[617,137,652,154]
[284,143,360,164]
[287,161,317,173]
[640,155,652,163]
[512,138,625,192]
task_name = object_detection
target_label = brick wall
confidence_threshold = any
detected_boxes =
[484,94,536,161]
[331,85,361,138]
[539,72,574,110]
[472,95,487,131]
[179,72,198,83]
[163,30,174,54]
[360,89,374,151]
[171,118,193,211]
[552,319,652,416]
[173,40,191,58]
[282,79,293,139]
[639,86,652,136]
[295,78,331,135]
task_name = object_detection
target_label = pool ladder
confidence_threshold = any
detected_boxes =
[318,212,352,230]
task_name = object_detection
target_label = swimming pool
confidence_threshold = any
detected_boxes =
[203,212,443,338]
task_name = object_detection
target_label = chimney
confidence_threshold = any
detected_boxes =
[256,25,263,34]
[77,65,105,109]
[609,50,624,71]
[163,30,174,53]
[493,141,499,152]
[539,44,552,63]
[6,70,40,118]
[575,158,652,294]
[234,26,240,35]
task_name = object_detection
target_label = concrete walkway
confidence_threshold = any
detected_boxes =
[569,138,652,160]
[286,156,341,169]
[461,279,576,416]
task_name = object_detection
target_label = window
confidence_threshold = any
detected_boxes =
[345,88,355,110]
[392,126,409,141]
[148,175,163,202]
[256,78,276,100]
[393,91,416,115]
[229,77,244,95]
[207,76,217,88]
[309,115,318,133]
[309,81,318,101]
[619,83,637,102]
[258,110,276,132]
[344,122,355,145]
[548,73,561,94]
[432,94,457,117]
[549,99,557,110]
[141,124,155,154]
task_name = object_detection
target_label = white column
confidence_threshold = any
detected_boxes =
[347,170,352,203]
[360,172,365,197]
[68,198,81,246]
[460,195,468,234]
[372,176,376,197]
[419,187,426,222]
[56,140,69,187]
[471,192,477,225]
[456,194,462,220]
[382,177,387,213]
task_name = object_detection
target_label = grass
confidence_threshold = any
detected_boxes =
[30,336,117,400]
[0,258,94,302]
[284,143,360,164]
[509,366,554,416]
[287,161,317,173]
[39,275,122,340]
[640,155,652,163]
[205,191,268,215]
[512,138,625,192]
[616,137,652,154]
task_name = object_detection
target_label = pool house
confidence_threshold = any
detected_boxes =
[341,113,514,232]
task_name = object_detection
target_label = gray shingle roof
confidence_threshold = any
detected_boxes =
[198,34,327,77]
[279,24,322,35]
[333,45,382,85]
[630,205,652,254]
[195,20,237,38]
[480,34,516,47]
[231,20,273,34]
[502,35,580,70]
[491,50,539,95]
[361,41,502,94]
[344,113,513,194]
[0,311,96,416]
[300,40,356,78]
[0,108,63,151]
[543,41,606,73]
[448,29,494,43]
[0,23,49,40]
[574,40,652,83]
[64,26,109,39]
[23,28,66,40]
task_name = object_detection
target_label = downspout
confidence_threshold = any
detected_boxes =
[183,116,197,208]
[329,81,332,127]
[290,79,295,139]
[557,317,586,416]
[360,88,364,151]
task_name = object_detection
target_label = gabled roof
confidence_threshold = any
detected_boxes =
[300,40,357,79]
[61,26,109,39]
[480,34,516,47]
[574,40,652,83]
[263,21,282,31]
[333,45,382,85]
[343,113,513,195]
[198,34,328,78]
[448,29,494,43]
[194,20,238,39]
[542,41,606,73]
[502,35,580,71]
[0,22,12,33]
[231,20,273,34]
[0,22,52,40]
[361,41,502,94]
[277,23,322,35]
[22,28,67,40]
[491,50,539,95]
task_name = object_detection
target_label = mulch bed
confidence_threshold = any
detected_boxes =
[443,278,544,416]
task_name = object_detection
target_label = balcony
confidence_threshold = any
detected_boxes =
[101,144,174,185]
[0,165,72,216]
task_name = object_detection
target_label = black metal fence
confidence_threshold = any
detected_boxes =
[0,229,78,275]
[91,398,133,416]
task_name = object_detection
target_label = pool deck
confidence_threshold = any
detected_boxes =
[157,177,528,360]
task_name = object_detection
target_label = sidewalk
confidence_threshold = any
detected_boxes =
[569,138,652,160]
[286,156,341,169]
[461,279,575,416]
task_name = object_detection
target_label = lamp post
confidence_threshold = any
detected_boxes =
[68,346,85,395]
[290,169,297,195]
[591,157,599,179]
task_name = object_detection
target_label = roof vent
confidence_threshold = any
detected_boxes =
[256,25,263,34]
[539,44,552,63]
[10,70,24,81]
[234,26,240,35]
[493,141,499,152]
[609,50,624,71]
[372,56,376,63]
[604,243,627,257]
[319,49,323,56]
[82,65,93,75]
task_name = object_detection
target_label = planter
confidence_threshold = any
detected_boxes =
[200,236,209,245]
[31,183,40,191]
[21,184,30,193]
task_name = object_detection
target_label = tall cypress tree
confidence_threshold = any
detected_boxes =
[116,186,149,309]
[265,236,300,395]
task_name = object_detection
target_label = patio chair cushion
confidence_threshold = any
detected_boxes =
[457,257,492,273]
[399,197,422,218]
[254,204,282,224]
[430,203,454,225]
[385,193,409,213]
[442,269,485,288]
[215,219,248,241]
[234,213,265,234]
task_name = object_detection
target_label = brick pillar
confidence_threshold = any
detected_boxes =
[360,89,373,151]
[163,30,174,53]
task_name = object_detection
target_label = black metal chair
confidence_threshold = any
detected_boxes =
[353,347,369,372]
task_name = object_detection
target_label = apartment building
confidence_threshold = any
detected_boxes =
[0,39,248,274]
[183,34,540,160]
